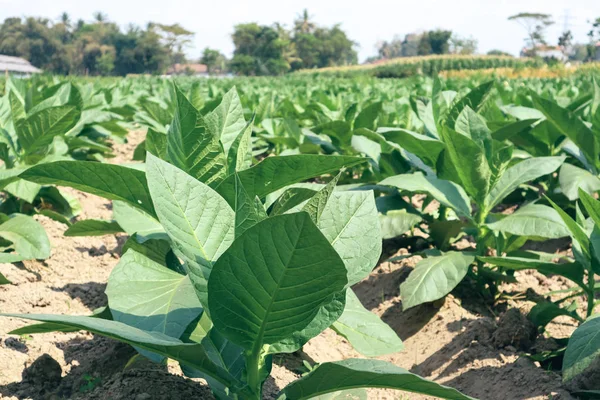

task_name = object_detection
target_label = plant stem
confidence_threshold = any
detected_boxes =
[587,276,596,318]
[245,347,262,400]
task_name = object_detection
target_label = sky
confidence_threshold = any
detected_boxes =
[0,0,598,62]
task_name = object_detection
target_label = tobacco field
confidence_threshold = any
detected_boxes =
[1,71,600,399]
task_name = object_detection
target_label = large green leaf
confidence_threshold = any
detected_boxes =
[208,212,348,350]
[563,316,600,381]
[379,128,445,168]
[16,105,80,154]
[3,313,236,387]
[400,252,474,310]
[381,172,472,218]
[146,153,235,306]
[438,127,490,205]
[332,289,403,357]
[278,359,473,400]
[317,191,382,286]
[167,85,226,187]
[354,102,382,130]
[21,161,155,217]
[485,156,565,210]
[205,87,246,154]
[4,179,41,203]
[559,164,600,201]
[532,93,600,172]
[106,250,203,339]
[487,204,569,239]
[445,81,493,127]
[215,155,365,207]
[546,196,591,259]
[0,214,50,260]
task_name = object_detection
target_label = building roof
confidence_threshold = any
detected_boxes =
[0,55,41,74]
[167,63,208,75]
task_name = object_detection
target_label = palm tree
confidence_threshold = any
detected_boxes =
[59,12,71,28]
[93,12,107,24]
[294,9,315,34]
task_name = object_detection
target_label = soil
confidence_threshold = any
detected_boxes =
[0,130,591,400]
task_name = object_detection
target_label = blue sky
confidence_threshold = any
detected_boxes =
[0,0,598,61]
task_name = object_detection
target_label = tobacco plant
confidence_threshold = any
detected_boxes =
[372,80,567,308]
[5,86,474,399]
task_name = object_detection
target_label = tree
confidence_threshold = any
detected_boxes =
[294,9,315,34]
[449,35,478,55]
[150,23,194,65]
[231,23,290,75]
[427,29,452,54]
[508,13,554,55]
[200,47,227,74]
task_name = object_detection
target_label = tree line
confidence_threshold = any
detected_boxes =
[0,10,598,77]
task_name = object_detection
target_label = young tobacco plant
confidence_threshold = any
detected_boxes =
[6,86,473,400]
[373,80,566,309]
[483,188,600,384]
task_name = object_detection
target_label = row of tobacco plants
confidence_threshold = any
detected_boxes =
[0,72,600,398]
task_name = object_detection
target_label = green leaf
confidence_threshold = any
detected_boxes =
[546,196,590,259]
[445,81,494,127]
[269,187,318,216]
[302,172,340,224]
[2,313,236,387]
[532,93,600,172]
[579,189,600,227]
[400,252,475,310]
[0,272,10,285]
[216,155,365,207]
[145,128,167,159]
[146,153,234,306]
[21,161,155,217]
[563,316,600,381]
[529,301,582,328]
[205,87,246,154]
[64,219,123,237]
[268,291,346,355]
[122,234,172,267]
[485,156,565,210]
[478,256,585,287]
[106,250,203,339]
[379,128,445,168]
[4,179,41,203]
[317,191,382,286]
[437,127,490,205]
[233,174,267,238]
[208,213,348,350]
[112,201,165,240]
[16,106,80,154]
[0,214,50,260]
[167,85,227,187]
[227,116,254,173]
[380,172,472,218]
[354,102,382,130]
[559,164,600,201]
[278,359,473,400]
[379,210,422,240]
[487,204,570,239]
[491,118,539,141]
[332,289,403,357]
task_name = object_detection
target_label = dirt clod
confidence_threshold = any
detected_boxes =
[492,308,536,350]
[3,337,28,353]
[22,353,62,389]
